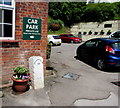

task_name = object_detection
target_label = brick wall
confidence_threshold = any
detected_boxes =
[0,2,48,87]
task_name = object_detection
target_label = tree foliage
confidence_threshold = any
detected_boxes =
[49,2,120,27]
[49,2,86,27]
[81,3,118,22]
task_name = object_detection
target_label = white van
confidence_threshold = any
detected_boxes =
[109,30,120,39]
[47,34,62,46]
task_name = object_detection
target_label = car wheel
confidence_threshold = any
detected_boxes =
[58,43,61,46]
[70,40,74,43]
[97,59,106,70]
[49,42,53,46]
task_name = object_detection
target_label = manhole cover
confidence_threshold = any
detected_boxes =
[111,81,120,87]
[62,73,80,80]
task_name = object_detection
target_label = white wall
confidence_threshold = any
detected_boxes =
[71,20,120,41]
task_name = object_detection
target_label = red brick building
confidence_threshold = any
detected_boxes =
[0,1,48,87]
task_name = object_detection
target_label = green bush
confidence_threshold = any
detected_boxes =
[81,3,118,23]
[48,19,64,31]
[46,44,51,59]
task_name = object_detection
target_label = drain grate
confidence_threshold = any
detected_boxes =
[62,73,80,80]
[111,81,120,87]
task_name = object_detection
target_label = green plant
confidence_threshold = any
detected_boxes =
[48,26,67,34]
[48,19,64,31]
[46,44,51,59]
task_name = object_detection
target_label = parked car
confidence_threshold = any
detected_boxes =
[109,30,120,39]
[47,34,62,46]
[76,38,120,70]
[59,34,82,43]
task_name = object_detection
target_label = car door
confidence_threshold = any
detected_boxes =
[64,35,70,42]
[79,39,97,60]
[61,35,68,42]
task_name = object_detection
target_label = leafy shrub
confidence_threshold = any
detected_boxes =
[13,66,29,75]
[48,19,64,31]
[46,44,51,59]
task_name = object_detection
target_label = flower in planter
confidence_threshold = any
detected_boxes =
[13,66,30,80]
[12,66,30,93]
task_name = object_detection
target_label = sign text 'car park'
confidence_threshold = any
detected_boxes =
[23,17,41,40]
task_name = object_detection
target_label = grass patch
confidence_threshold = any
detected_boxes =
[113,16,120,20]
[48,26,67,35]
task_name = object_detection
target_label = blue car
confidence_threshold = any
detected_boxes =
[76,38,120,70]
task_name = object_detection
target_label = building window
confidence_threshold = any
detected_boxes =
[104,24,112,28]
[0,0,12,5]
[0,0,15,40]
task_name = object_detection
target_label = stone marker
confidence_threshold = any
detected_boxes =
[29,56,44,89]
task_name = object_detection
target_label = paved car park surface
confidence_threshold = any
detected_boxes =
[2,43,120,107]
[48,43,120,106]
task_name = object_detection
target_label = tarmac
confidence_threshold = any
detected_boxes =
[1,68,119,107]
[1,43,120,107]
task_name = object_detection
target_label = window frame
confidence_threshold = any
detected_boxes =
[0,0,15,40]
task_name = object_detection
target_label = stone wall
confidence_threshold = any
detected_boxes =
[71,20,119,41]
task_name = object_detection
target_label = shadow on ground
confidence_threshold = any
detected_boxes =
[74,56,120,73]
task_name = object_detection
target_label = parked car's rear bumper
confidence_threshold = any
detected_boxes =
[106,57,120,67]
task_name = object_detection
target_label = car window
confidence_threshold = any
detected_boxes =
[85,40,96,47]
[60,35,67,37]
[111,42,120,49]
[95,40,105,47]
[69,34,75,37]
[60,35,64,37]
[53,36,61,39]
[64,35,68,37]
